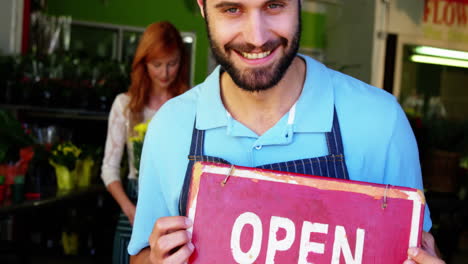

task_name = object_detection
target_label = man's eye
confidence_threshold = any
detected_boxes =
[225,7,239,14]
[267,3,284,9]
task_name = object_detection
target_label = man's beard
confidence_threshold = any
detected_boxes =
[205,11,301,92]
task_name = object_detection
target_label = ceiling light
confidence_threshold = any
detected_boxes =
[183,36,193,44]
[414,46,468,60]
[410,55,468,68]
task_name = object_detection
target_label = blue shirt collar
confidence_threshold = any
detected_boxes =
[195,54,334,133]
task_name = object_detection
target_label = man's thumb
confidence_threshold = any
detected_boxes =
[408,247,444,264]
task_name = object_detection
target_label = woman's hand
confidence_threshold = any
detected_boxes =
[148,216,194,264]
[106,181,137,225]
[123,202,136,226]
[403,232,445,264]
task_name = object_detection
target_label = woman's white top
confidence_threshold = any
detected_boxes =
[101,93,157,186]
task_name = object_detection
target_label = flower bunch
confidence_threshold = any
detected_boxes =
[129,120,150,174]
[49,141,82,170]
[461,156,468,170]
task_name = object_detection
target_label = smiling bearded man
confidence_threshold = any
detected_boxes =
[204,0,301,92]
[128,1,444,264]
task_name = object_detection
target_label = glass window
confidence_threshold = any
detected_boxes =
[121,31,142,66]
[70,25,118,60]
[399,44,468,122]
[69,22,196,86]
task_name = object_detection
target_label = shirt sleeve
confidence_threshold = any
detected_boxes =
[128,115,171,255]
[101,95,128,186]
[383,100,432,232]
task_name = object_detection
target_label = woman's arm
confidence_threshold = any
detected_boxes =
[107,181,136,225]
[101,94,135,222]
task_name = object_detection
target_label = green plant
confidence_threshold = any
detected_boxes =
[79,144,103,161]
[0,110,35,163]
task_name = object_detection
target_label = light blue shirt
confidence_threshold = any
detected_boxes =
[128,55,432,255]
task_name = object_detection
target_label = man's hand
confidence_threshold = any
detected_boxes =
[403,232,445,264]
[148,216,194,264]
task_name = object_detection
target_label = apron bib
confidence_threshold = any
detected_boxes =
[179,108,349,215]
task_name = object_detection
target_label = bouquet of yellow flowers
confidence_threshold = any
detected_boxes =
[49,141,82,190]
[49,142,82,171]
[461,156,468,170]
[129,120,150,175]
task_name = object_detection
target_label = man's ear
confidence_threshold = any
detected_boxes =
[196,0,205,18]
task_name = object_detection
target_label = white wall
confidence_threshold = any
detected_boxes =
[0,0,24,54]
[388,0,468,51]
[388,0,468,97]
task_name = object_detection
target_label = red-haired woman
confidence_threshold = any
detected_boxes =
[100,21,189,264]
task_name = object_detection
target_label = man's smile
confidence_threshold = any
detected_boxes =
[232,46,280,66]
[240,50,271,60]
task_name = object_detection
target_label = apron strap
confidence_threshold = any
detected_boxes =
[188,120,203,156]
[179,121,230,215]
[325,108,345,155]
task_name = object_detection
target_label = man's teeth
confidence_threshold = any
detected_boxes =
[241,51,271,59]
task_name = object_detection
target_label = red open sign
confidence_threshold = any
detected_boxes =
[186,162,425,264]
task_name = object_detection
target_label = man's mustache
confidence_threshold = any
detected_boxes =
[224,37,288,53]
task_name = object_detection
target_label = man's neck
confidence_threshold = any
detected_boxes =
[220,56,306,136]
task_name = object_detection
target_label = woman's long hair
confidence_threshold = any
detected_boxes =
[127,21,189,125]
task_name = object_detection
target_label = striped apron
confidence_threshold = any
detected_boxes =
[113,179,138,264]
[179,108,349,215]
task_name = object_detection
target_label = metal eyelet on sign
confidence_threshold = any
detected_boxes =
[221,165,235,187]
[382,184,390,209]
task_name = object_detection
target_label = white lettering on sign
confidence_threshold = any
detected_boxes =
[230,212,366,264]
[298,222,329,264]
[331,226,366,264]
[231,212,263,264]
[266,216,296,263]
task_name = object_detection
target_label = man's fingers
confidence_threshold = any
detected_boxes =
[407,247,445,264]
[421,232,438,257]
[148,216,193,263]
[157,230,192,254]
[164,242,195,263]
[152,216,193,237]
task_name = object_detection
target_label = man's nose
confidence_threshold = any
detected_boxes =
[243,10,269,49]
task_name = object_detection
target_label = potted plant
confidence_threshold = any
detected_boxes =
[0,110,35,186]
[75,144,102,188]
[49,141,82,190]
[0,175,6,203]
[92,60,129,112]
[0,55,23,105]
